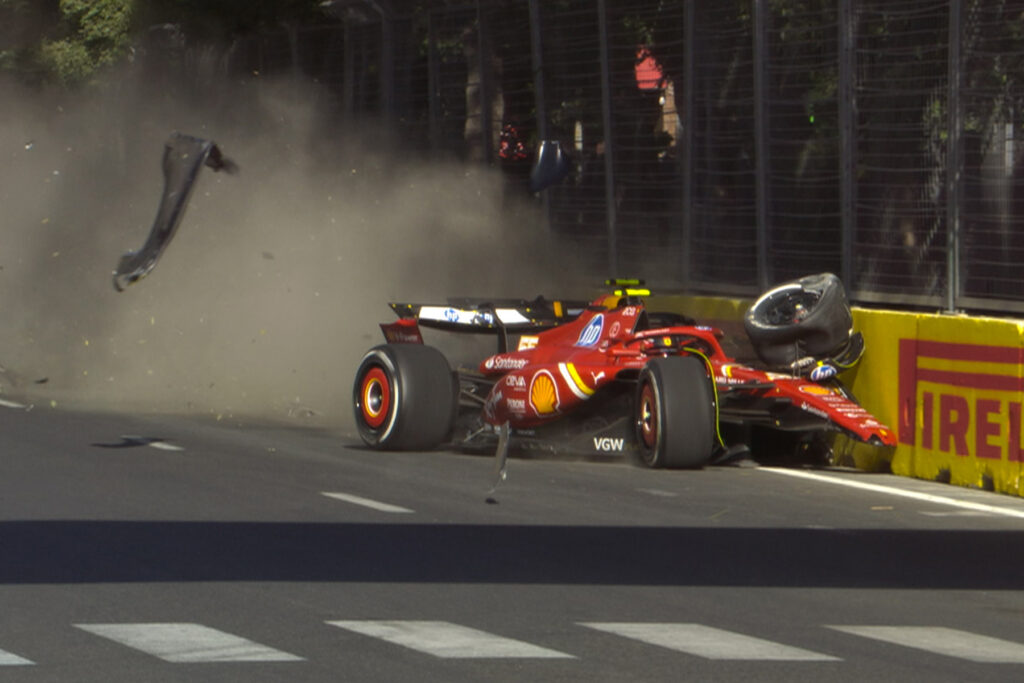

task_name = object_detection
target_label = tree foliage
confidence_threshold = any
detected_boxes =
[42,0,135,84]
[0,0,135,84]
[0,0,327,85]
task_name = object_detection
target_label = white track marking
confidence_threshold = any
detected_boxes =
[326,620,574,659]
[918,511,991,517]
[74,623,303,663]
[829,626,1024,663]
[580,623,839,661]
[637,488,679,498]
[118,435,184,451]
[759,467,1024,520]
[148,441,184,451]
[0,398,27,409]
[321,492,414,514]
[0,649,33,666]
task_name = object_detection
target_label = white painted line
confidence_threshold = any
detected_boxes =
[120,435,184,451]
[321,492,414,514]
[74,623,303,663]
[581,626,835,663]
[829,626,1024,663]
[0,398,27,409]
[918,510,991,518]
[327,620,574,659]
[580,623,839,661]
[759,467,1024,520]
[0,649,33,666]
[148,441,184,451]
[637,488,678,498]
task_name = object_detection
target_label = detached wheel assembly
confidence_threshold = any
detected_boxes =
[744,272,853,368]
[353,344,456,450]
[635,356,717,469]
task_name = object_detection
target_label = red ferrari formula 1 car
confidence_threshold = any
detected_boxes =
[352,274,896,471]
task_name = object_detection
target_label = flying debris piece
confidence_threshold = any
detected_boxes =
[489,421,511,495]
[91,435,183,450]
[112,132,237,291]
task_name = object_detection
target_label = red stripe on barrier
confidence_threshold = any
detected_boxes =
[917,369,1024,392]
[898,338,1024,446]
[914,340,1024,364]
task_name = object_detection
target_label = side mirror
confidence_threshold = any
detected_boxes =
[529,140,570,193]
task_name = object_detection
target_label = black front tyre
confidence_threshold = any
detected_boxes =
[353,344,456,450]
[744,272,853,367]
[635,356,717,469]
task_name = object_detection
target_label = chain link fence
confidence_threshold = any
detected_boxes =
[232,0,1024,314]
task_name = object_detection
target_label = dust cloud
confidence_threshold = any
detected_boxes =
[0,71,584,432]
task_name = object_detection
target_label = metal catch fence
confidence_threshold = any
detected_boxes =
[235,0,1024,314]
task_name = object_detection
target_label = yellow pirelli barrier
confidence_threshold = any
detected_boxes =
[659,294,1024,497]
[883,311,1024,495]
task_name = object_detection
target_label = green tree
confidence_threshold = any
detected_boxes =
[0,0,134,85]
[42,0,134,83]
[0,0,329,86]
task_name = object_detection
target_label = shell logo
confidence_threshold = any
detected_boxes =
[799,384,834,396]
[529,370,559,415]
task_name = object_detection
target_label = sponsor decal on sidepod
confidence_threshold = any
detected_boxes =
[575,314,604,347]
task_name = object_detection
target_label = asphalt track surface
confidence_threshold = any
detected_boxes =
[3,405,1024,682]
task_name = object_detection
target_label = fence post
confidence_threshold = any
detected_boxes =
[946,0,963,312]
[838,0,857,289]
[753,0,771,290]
[528,0,553,230]
[598,0,618,277]
[339,21,357,119]
[427,10,440,149]
[528,0,547,141]
[476,1,494,164]
[680,0,696,290]
[381,9,395,119]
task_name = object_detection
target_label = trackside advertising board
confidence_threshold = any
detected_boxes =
[657,295,1024,497]
[889,310,1024,494]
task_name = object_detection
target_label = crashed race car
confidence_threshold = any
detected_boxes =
[352,273,896,471]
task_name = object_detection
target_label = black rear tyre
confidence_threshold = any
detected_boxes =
[635,356,717,469]
[353,344,456,450]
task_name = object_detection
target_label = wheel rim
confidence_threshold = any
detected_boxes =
[359,366,391,429]
[637,383,658,450]
[764,291,819,325]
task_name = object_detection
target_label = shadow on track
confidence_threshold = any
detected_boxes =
[2,520,1022,589]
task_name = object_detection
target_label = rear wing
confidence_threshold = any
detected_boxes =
[383,297,591,352]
